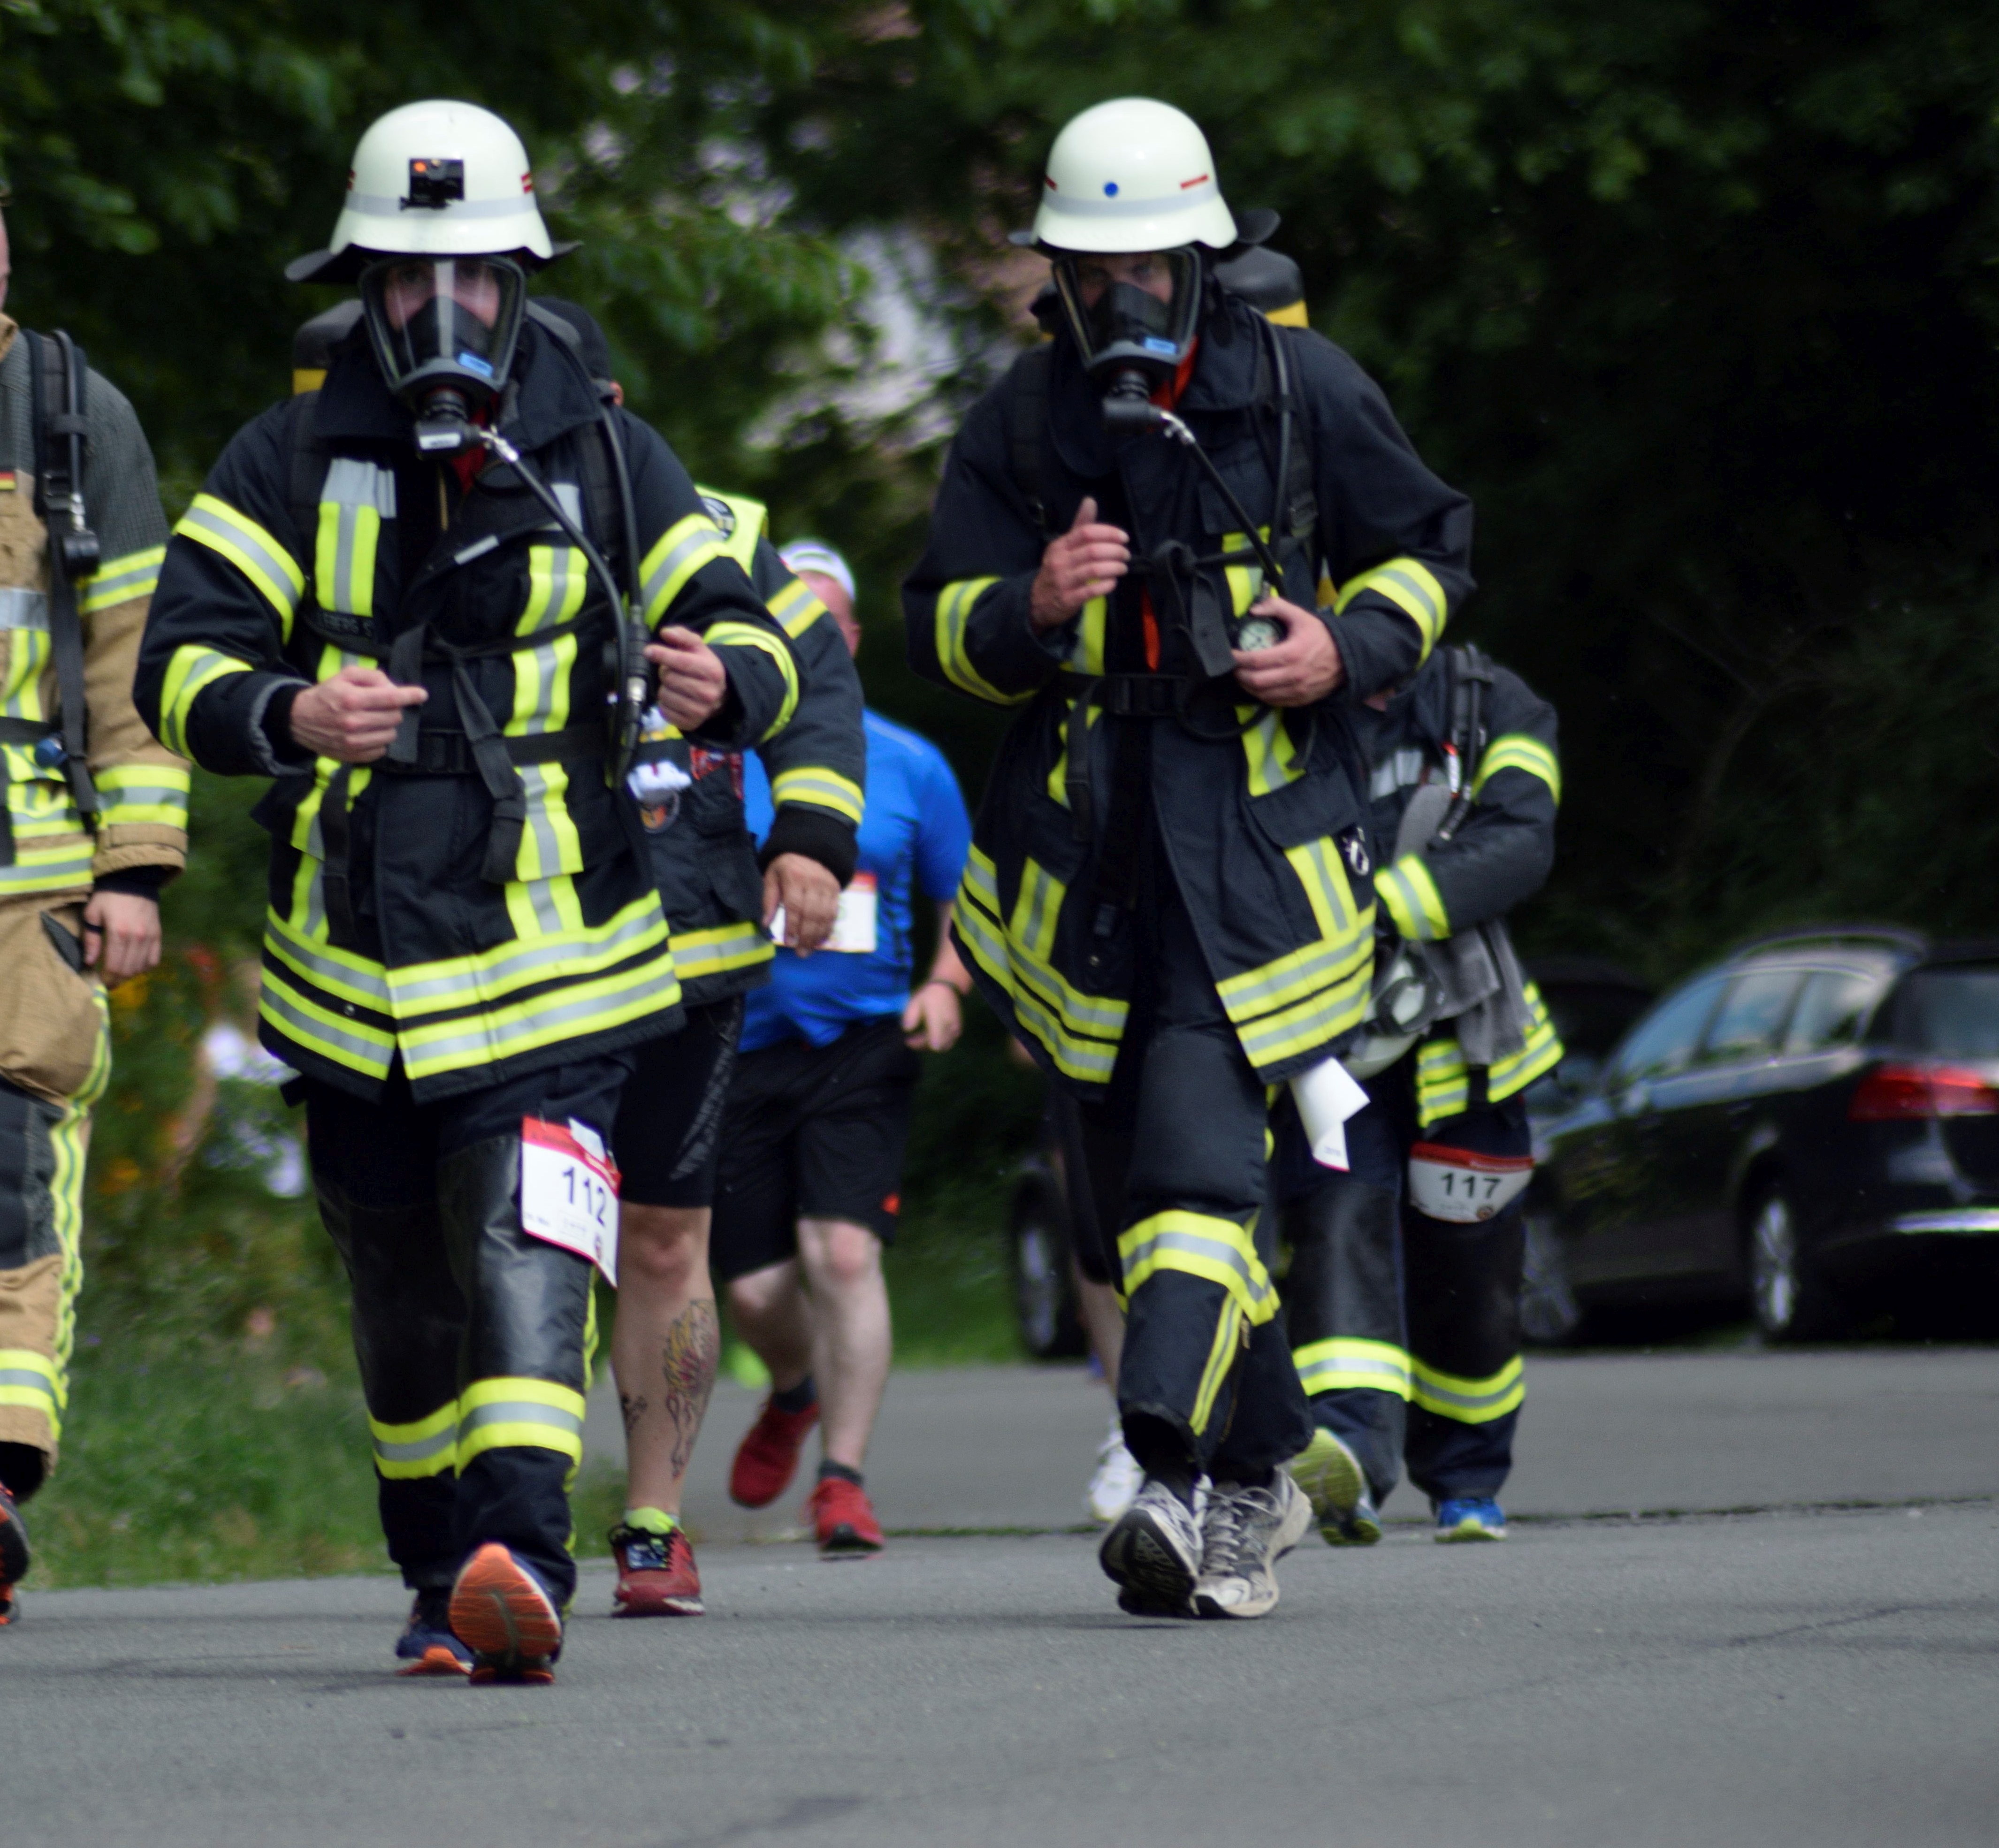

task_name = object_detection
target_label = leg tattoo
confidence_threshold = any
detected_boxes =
[619,1393,649,1437]
[661,1299,720,1481]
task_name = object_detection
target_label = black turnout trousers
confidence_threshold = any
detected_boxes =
[303,1051,633,1610]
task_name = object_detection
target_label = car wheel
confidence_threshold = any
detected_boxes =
[1747,1187,1844,1342]
[1009,1169,1087,1360]
[1518,1207,1585,1346]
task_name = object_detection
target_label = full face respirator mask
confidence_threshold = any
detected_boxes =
[1050,248,1204,430]
[358,255,527,439]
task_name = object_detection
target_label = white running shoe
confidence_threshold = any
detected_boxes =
[1085,1415,1142,1523]
[1099,1476,1206,1616]
[1194,1472,1312,1620]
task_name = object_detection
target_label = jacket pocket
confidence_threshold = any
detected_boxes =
[1243,762,1361,850]
[0,901,105,1102]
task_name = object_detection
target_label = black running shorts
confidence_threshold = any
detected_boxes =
[613,996,746,1209]
[709,1014,920,1281]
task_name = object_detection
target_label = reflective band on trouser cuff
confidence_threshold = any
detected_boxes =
[770,766,864,826]
[671,920,773,985]
[1118,1211,1277,1326]
[174,495,305,635]
[766,575,830,641]
[1293,1337,1413,1400]
[1191,1296,1245,1436]
[703,622,800,741]
[94,763,192,832]
[158,645,252,758]
[1415,1039,1471,1129]
[1473,733,1561,806]
[1334,557,1447,660]
[370,1400,459,1480]
[1378,853,1448,942]
[456,1378,587,1467]
[934,578,1030,705]
[77,544,167,615]
[640,515,729,625]
[0,1348,64,1443]
[1411,1354,1525,1424]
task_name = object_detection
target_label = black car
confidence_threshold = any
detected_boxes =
[1525,927,1999,1344]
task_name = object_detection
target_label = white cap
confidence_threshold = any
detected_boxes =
[779,540,855,603]
[1030,99,1237,254]
[288,100,556,283]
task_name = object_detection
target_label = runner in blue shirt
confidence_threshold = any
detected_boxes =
[710,541,974,1555]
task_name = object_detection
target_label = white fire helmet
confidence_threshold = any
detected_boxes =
[1029,99,1238,256]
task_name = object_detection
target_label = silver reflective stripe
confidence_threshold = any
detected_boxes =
[0,588,49,632]
[387,902,662,1010]
[1297,1351,1411,1392]
[641,524,724,611]
[323,457,397,519]
[455,534,500,565]
[260,976,394,1065]
[457,1400,586,1440]
[1413,1367,1522,1415]
[1220,942,1349,1016]
[1892,1210,1999,1235]
[551,482,582,529]
[343,192,535,221]
[405,969,670,1064]
[374,1426,458,1466]
[267,921,394,1009]
[1371,746,1428,802]
[1122,1225,1274,1307]
[0,1367,56,1396]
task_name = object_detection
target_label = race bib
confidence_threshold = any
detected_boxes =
[520,1117,621,1283]
[1407,1142,1534,1224]
[770,872,878,954]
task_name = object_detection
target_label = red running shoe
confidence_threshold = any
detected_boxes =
[449,1543,563,1685]
[809,1476,884,1558]
[0,1474,27,1627]
[729,1395,820,1509]
[610,1520,703,1617]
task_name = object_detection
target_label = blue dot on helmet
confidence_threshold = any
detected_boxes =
[1104,181,1119,197]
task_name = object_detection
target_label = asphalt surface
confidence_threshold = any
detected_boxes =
[8,1349,1999,1848]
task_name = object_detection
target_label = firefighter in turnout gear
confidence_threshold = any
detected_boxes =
[904,98,1473,1619]
[0,204,183,1623]
[137,101,802,1683]
[1278,644,1561,1545]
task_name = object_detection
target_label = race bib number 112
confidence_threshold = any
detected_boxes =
[521,1117,621,1284]
[1406,1142,1534,1224]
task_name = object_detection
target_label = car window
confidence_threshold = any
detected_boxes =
[1882,967,1999,1057]
[1783,969,1881,1053]
[1607,976,1725,1085]
[1700,969,1805,1065]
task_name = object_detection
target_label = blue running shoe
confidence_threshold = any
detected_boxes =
[395,1588,472,1677]
[1434,1497,1507,1543]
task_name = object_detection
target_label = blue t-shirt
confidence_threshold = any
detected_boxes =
[740,709,972,1052]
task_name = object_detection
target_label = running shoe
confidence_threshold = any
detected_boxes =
[1194,1472,1312,1620]
[0,1474,28,1627]
[808,1477,884,1558]
[1434,1497,1507,1542]
[1287,1427,1382,1547]
[729,1395,821,1509]
[610,1518,703,1616]
[395,1588,472,1677]
[448,1543,564,1685]
[1099,1477,1206,1617]
[1084,1415,1142,1524]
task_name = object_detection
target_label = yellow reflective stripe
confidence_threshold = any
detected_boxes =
[1487,984,1565,1102]
[1235,972,1373,1068]
[1379,852,1449,942]
[1240,706,1305,797]
[704,621,800,742]
[1333,557,1447,660]
[1,626,48,720]
[641,514,729,624]
[1411,1353,1525,1424]
[457,1376,587,1465]
[259,962,397,1080]
[765,574,829,641]
[157,645,252,758]
[1216,934,1368,1023]
[314,458,396,619]
[77,543,166,614]
[370,1399,460,1480]
[1292,1338,1413,1400]
[1008,857,1062,962]
[1473,733,1561,806]
[389,894,666,1015]
[671,920,775,984]
[1415,1038,1472,1130]
[692,487,767,572]
[1219,528,1270,615]
[1282,835,1357,942]
[770,766,863,826]
[1069,596,1107,675]
[1192,1297,1244,1435]
[519,543,589,640]
[1118,1210,1277,1324]
[934,577,1030,705]
[0,1347,63,1413]
[0,838,97,892]
[1044,697,1099,805]
[175,494,305,637]
[94,762,191,829]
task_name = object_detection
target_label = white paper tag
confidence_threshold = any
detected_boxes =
[520,1116,621,1283]
[770,872,879,954]
[1290,1054,1371,1171]
[1406,1142,1534,1223]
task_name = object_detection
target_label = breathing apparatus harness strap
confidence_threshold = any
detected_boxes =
[1434,642,1493,844]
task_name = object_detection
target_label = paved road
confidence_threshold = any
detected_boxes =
[8,1349,1998,1848]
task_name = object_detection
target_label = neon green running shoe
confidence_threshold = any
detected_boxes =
[1287,1427,1381,1547]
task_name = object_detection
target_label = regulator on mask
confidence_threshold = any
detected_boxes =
[1050,248,1205,431]
[358,255,527,451]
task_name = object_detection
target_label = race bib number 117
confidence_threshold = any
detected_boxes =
[1406,1142,1534,1224]
[521,1116,621,1284]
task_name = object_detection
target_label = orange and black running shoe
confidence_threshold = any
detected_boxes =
[449,1543,563,1686]
[394,1588,472,1676]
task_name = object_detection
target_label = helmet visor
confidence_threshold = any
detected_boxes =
[358,256,526,406]
[1051,248,1203,379]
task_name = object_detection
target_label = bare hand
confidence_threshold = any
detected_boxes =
[1029,496,1130,632]
[1231,597,1345,707]
[902,981,963,1052]
[289,666,428,764]
[645,627,728,731]
[762,853,841,953]
[82,890,161,986]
